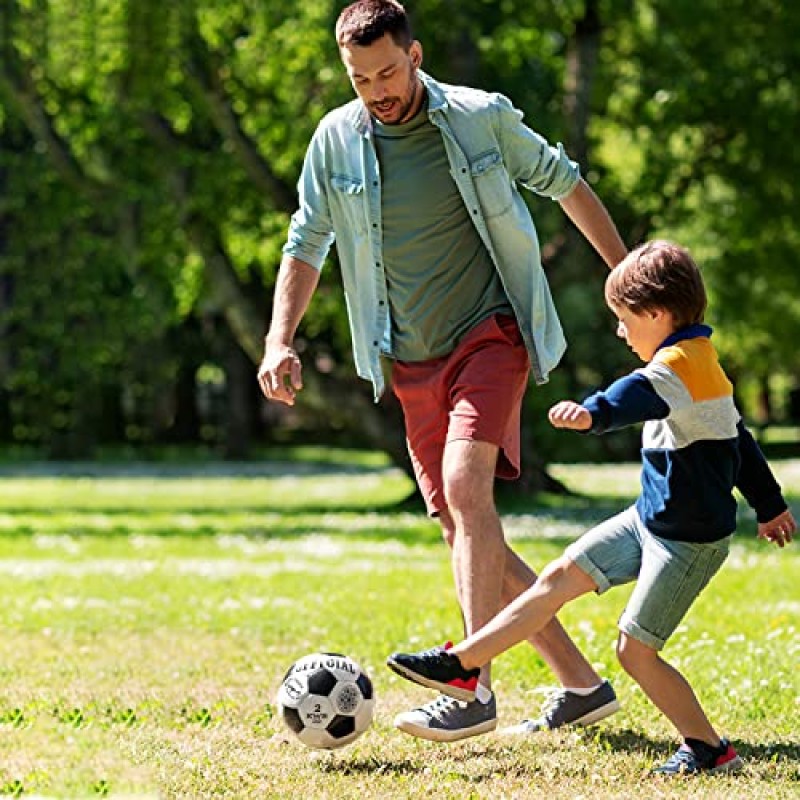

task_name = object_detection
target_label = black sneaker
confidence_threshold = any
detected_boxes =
[652,738,743,776]
[386,641,480,702]
[499,680,620,734]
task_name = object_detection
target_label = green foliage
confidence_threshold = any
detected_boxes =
[598,1,800,377]
[1,0,797,458]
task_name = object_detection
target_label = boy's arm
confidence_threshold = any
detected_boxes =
[735,421,793,529]
[578,372,670,434]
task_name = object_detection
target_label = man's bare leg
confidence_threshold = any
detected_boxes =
[441,440,602,689]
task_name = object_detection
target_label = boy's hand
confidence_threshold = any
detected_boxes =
[757,508,796,548]
[548,401,592,431]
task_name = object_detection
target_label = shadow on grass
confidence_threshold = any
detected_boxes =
[0,461,392,479]
[312,731,800,781]
[589,728,800,766]
[736,740,800,763]
[317,754,425,777]
[0,501,796,553]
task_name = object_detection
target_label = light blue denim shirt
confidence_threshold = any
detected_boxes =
[283,71,580,400]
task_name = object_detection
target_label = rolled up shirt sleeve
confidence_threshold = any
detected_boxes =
[282,129,336,271]
[493,93,580,200]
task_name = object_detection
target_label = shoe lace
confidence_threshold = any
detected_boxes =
[510,687,563,727]
[540,687,569,716]
[662,746,697,772]
[424,695,462,720]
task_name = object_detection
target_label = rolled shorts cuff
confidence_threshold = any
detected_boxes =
[618,612,666,651]
[564,549,612,594]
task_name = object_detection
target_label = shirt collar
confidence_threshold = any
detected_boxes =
[657,323,713,352]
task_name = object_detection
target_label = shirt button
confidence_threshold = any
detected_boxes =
[373,341,379,347]
[379,300,385,306]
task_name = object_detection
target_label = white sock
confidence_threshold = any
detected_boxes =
[475,683,493,704]
[562,682,604,696]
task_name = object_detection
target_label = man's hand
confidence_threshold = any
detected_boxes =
[548,401,592,431]
[757,508,796,548]
[257,343,303,405]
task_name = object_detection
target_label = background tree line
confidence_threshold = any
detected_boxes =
[0,0,798,485]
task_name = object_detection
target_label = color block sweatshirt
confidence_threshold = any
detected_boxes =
[582,325,786,542]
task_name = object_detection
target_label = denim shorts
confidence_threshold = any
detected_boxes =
[564,506,731,650]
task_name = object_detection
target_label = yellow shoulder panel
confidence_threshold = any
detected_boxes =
[654,339,733,402]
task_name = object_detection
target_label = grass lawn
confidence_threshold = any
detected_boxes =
[0,456,797,799]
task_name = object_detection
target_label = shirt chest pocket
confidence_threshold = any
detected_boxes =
[330,174,368,234]
[470,150,513,219]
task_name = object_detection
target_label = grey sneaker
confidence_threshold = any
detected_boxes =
[394,694,497,742]
[500,680,619,734]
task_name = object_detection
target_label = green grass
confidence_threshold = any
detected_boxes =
[0,456,797,798]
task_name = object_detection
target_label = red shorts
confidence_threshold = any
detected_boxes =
[391,314,530,516]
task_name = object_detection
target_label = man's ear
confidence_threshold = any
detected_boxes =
[409,40,423,69]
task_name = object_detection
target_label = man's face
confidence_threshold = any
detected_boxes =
[339,33,423,125]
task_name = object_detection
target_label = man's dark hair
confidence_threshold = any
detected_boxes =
[335,0,413,49]
[605,240,708,329]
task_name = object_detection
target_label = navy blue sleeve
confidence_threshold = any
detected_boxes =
[582,372,670,435]
[735,421,787,522]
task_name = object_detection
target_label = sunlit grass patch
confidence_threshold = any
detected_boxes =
[0,458,796,797]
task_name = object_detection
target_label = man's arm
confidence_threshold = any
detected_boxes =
[257,255,321,406]
[559,178,627,269]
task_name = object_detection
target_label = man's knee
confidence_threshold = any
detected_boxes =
[442,440,498,516]
[442,464,494,516]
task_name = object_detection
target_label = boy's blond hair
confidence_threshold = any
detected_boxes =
[605,240,707,329]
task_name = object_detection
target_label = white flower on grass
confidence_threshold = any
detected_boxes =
[32,534,82,554]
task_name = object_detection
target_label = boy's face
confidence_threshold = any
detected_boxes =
[612,305,676,362]
[340,33,423,125]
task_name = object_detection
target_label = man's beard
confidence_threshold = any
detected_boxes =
[369,69,419,124]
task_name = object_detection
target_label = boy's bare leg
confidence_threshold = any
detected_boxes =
[502,546,601,687]
[450,555,597,671]
[440,509,601,687]
[616,634,720,744]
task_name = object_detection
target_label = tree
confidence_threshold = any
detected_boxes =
[1,0,796,468]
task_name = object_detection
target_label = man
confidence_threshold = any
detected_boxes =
[258,0,628,742]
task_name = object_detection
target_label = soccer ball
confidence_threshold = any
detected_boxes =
[277,652,375,750]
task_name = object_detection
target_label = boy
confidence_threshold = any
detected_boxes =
[387,240,796,774]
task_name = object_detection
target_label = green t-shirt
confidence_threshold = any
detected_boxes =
[374,99,512,361]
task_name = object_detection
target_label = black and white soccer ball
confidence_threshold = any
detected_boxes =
[277,652,375,750]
